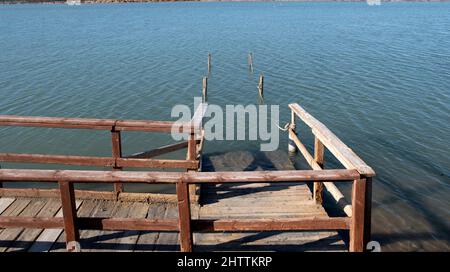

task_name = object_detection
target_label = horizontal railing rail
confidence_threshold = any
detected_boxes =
[0,168,356,252]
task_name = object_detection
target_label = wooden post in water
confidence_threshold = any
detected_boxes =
[111,129,123,195]
[248,52,254,72]
[207,53,211,73]
[202,76,208,102]
[313,137,325,204]
[59,181,80,252]
[288,110,297,154]
[258,74,264,98]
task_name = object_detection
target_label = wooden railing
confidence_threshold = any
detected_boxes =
[0,103,207,201]
[288,103,375,252]
[0,169,358,252]
[0,103,374,252]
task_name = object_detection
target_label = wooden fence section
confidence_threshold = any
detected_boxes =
[0,103,207,200]
[288,103,374,252]
[0,103,374,252]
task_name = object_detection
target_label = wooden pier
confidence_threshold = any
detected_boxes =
[0,103,375,252]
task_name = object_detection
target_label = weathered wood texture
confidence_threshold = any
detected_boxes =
[289,103,375,177]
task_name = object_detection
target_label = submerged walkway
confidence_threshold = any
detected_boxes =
[0,151,346,252]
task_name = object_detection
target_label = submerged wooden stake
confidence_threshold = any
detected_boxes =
[258,74,264,98]
[202,76,208,102]
[207,53,211,73]
[248,52,254,72]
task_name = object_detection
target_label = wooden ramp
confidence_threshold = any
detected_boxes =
[0,151,347,252]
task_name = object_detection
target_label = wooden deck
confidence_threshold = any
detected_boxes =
[0,151,346,252]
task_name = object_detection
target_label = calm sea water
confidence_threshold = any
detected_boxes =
[0,2,449,251]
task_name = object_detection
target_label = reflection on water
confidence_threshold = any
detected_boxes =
[0,2,449,251]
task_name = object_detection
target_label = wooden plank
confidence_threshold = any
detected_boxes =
[0,188,177,203]
[116,158,198,169]
[154,205,179,252]
[350,179,366,252]
[49,199,98,252]
[0,198,15,214]
[0,198,46,252]
[192,217,350,231]
[313,137,324,204]
[80,200,117,252]
[0,115,191,132]
[0,153,114,167]
[176,182,192,252]
[289,103,375,177]
[5,199,61,252]
[0,169,360,183]
[127,141,189,159]
[59,181,79,251]
[95,202,149,252]
[134,203,167,252]
[28,200,82,252]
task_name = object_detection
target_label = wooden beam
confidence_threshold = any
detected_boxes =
[116,158,198,169]
[59,181,79,252]
[314,137,325,204]
[0,153,115,167]
[77,218,179,231]
[0,216,64,228]
[289,103,375,177]
[177,181,193,252]
[192,217,350,231]
[0,188,178,203]
[0,115,194,133]
[127,141,189,159]
[350,178,367,252]
[0,169,360,184]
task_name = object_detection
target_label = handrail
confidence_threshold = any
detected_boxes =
[0,169,359,183]
[0,115,196,133]
[289,103,375,177]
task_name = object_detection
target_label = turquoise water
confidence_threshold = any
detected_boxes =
[0,2,449,251]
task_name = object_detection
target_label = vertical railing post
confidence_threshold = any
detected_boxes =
[111,128,123,195]
[350,178,366,252]
[313,137,324,204]
[288,110,297,154]
[177,179,193,252]
[59,180,80,252]
[364,177,372,248]
[187,132,198,203]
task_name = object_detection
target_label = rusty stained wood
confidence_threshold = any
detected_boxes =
[289,103,375,177]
